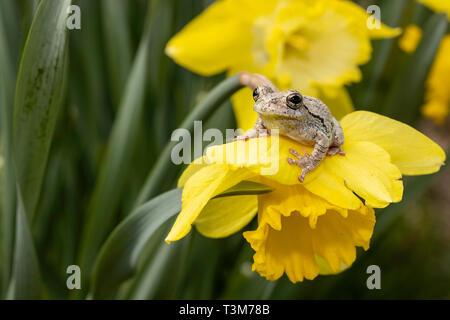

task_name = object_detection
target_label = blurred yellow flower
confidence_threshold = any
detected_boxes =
[165,0,400,130]
[422,35,450,124]
[399,24,422,53]
[402,2,450,124]
[166,111,445,282]
[418,0,450,19]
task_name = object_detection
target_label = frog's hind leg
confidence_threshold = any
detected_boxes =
[328,118,345,156]
[326,146,345,156]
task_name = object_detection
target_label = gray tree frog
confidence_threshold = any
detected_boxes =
[237,72,345,182]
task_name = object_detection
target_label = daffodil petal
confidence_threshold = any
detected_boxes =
[206,137,398,210]
[194,195,258,238]
[205,137,293,182]
[177,157,207,188]
[166,165,254,242]
[341,0,401,39]
[368,24,402,39]
[398,24,422,53]
[302,168,362,210]
[320,141,402,208]
[418,0,450,20]
[165,0,258,76]
[315,255,348,275]
[341,111,446,175]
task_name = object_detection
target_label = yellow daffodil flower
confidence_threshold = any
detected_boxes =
[418,0,450,19]
[166,111,445,282]
[165,0,401,130]
[422,35,450,124]
[399,24,423,53]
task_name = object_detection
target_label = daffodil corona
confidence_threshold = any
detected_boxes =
[166,74,445,281]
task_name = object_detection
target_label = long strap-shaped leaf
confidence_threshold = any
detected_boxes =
[7,0,71,299]
[100,0,132,107]
[13,0,71,221]
[383,13,448,123]
[0,0,18,295]
[6,193,42,299]
[90,180,272,299]
[90,188,183,299]
[76,2,155,283]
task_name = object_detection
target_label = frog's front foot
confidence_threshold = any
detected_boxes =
[234,131,255,141]
[287,148,313,183]
[234,129,271,141]
[326,146,345,157]
[234,135,250,142]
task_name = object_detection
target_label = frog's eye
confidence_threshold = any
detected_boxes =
[253,87,260,102]
[286,92,303,110]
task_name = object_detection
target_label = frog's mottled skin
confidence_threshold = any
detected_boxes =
[237,72,345,182]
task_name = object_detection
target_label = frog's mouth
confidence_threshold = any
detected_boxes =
[260,114,299,132]
[259,112,295,120]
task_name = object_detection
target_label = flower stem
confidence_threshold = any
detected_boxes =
[238,71,278,91]
[134,73,243,206]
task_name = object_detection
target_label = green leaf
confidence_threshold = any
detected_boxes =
[219,243,263,299]
[135,74,243,206]
[68,0,108,171]
[372,174,440,242]
[100,0,132,107]
[127,239,182,299]
[383,13,448,123]
[6,194,41,299]
[89,188,183,299]
[0,0,20,68]
[214,180,273,198]
[13,0,71,221]
[0,0,18,295]
[6,0,70,299]
[359,0,407,109]
[90,178,270,298]
[77,2,155,281]
[148,0,176,150]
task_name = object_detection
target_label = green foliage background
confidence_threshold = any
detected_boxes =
[0,0,449,299]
